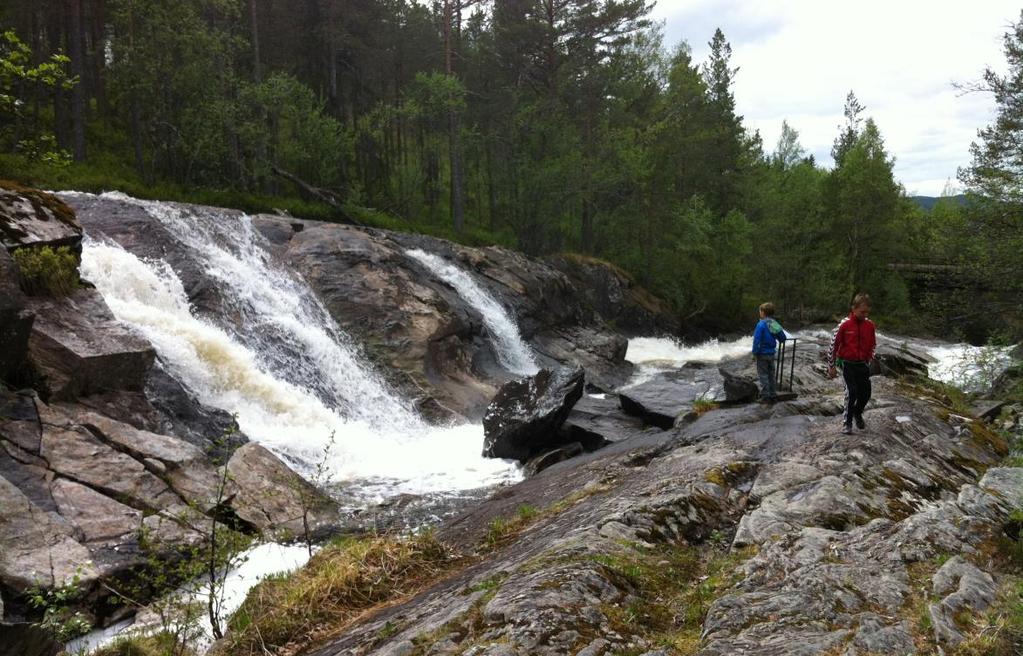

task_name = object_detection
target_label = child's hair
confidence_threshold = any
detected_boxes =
[759,302,776,316]
[852,293,871,308]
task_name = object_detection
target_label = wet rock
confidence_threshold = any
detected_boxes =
[619,366,726,429]
[0,184,81,253]
[874,334,930,377]
[225,442,338,537]
[142,364,245,457]
[0,247,34,384]
[717,360,759,403]
[482,367,585,461]
[27,287,155,401]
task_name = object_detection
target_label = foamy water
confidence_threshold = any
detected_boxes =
[76,192,520,501]
[924,343,1013,392]
[67,542,312,653]
[624,336,751,386]
[406,248,539,376]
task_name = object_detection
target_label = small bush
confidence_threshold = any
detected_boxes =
[12,245,79,297]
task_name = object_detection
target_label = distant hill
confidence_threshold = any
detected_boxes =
[910,195,968,211]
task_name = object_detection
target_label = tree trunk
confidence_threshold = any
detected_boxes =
[249,0,262,83]
[443,0,465,233]
[91,0,108,116]
[68,0,87,161]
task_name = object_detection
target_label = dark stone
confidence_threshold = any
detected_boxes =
[619,368,728,430]
[874,338,930,377]
[560,394,647,446]
[718,357,760,403]
[524,442,585,477]
[0,622,63,656]
[143,364,246,458]
[0,248,34,385]
[483,367,585,461]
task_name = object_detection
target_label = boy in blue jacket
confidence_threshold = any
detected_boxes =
[752,302,786,403]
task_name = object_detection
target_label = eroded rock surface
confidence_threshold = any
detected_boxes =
[305,339,1019,656]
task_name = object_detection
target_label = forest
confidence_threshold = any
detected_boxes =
[1,0,1020,341]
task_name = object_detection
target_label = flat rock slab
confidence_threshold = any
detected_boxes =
[619,365,726,429]
[27,287,155,401]
[561,394,649,445]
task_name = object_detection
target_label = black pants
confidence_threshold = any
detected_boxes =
[842,361,871,425]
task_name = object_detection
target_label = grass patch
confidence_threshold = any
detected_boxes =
[592,542,757,655]
[213,533,451,656]
[12,245,79,297]
[92,631,195,656]
[692,399,720,417]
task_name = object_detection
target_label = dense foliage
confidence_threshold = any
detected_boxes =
[0,1,1019,338]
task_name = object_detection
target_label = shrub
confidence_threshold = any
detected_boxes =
[12,245,79,296]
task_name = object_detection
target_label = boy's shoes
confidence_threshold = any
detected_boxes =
[855,414,866,430]
[841,423,853,435]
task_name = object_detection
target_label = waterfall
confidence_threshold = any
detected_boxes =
[77,193,520,500]
[405,248,539,376]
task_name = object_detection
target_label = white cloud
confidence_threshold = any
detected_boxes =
[650,0,1019,195]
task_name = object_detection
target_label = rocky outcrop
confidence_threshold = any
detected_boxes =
[27,288,156,401]
[546,253,680,336]
[0,183,81,254]
[482,367,585,461]
[305,337,1019,656]
[63,193,635,421]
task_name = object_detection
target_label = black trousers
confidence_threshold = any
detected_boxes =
[841,361,871,425]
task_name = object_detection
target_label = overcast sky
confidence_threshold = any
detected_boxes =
[649,0,1019,196]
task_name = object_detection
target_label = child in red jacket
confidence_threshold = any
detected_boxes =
[827,293,877,434]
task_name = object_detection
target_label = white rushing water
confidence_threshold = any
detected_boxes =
[67,543,312,654]
[405,248,539,376]
[624,335,751,387]
[924,343,1013,392]
[78,193,520,500]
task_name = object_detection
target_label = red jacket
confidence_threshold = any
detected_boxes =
[827,313,876,365]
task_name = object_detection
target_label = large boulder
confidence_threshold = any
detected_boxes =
[874,334,930,377]
[224,442,338,537]
[619,365,727,429]
[0,184,81,253]
[482,367,585,461]
[0,248,33,385]
[27,287,156,401]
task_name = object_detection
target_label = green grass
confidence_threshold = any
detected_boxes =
[214,533,451,656]
[592,542,758,656]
